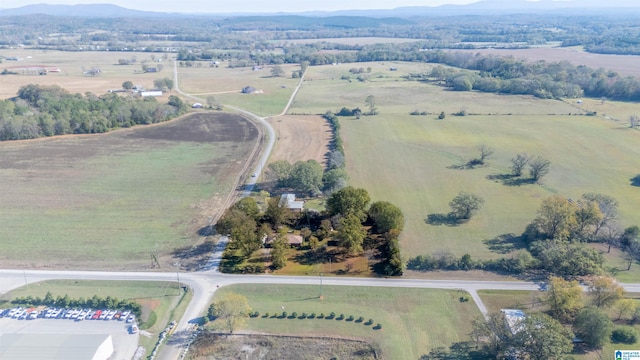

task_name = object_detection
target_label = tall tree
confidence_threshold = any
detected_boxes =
[532,195,576,240]
[270,230,288,270]
[326,186,371,222]
[573,307,613,349]
[573,198,602,239]
[582,193,618,236]
[122,81,134,91]
[545,276,584,323]
[337,214,367,255]
[449,192,484,220]
[528,156,551,182]
[365,95,377,115]
[264,197,293,229]
[368,201,405,233]
[512,312,574,360]
[511,153,530,176]
[476,144,494,165]
[232,197,260,220]
[615,298,637,321]
[289,159,323,193]
[267,160,293,187]
[271,65,285,77]
[587,276,624,308]
[208,292,252,333]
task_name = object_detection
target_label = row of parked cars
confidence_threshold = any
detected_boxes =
[0,306,136,323]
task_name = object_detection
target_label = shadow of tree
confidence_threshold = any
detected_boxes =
[486,173,535,186]
[483,233,526,254]
[425,213,462,226]
[419,341,488,360]
[448,159,484,170]
[171,241,217,271]
[632,174,640,187]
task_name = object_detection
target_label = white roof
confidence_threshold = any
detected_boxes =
[0,334,113,360]
[501,309,526,335]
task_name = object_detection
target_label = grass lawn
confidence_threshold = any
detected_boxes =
[287,63,640,263]
[213,284,482,359]
[478,290,547,314]
[0,280,189,353]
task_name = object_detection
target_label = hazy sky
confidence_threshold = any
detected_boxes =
[6,0,482,13]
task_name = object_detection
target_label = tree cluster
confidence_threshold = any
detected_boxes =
[0,84,187,140]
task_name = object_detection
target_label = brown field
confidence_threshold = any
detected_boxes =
[0,112,259,270]
[453,47,640,77]
[0,48,173,99]
[267,115,332,166]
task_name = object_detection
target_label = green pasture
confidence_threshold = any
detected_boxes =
[478,290,546,314]
[0,134,244,269]
[287,63,640,261]
[214,284,481,359]
[177,62,300,115]
[0,280,189,352]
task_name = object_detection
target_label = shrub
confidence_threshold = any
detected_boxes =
[438,111,446,120]
[336,314,344,320]
[250,311,260,318]
[365,318,373,325]
[373,323,382,330]
[263,312,269,318]
[612,327,638,344]
[318,313,325,319]
[459,296,470,302]
[327,312,336,319]
[290,312,298,319]
[309,313,316,319]
[299,312,307,319]
[346,315,354,321]
[355,316,364,323]
[281,311,287,319]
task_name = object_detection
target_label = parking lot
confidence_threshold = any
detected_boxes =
[0,313,139,360]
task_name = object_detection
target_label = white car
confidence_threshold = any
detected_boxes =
[126,314,135,323]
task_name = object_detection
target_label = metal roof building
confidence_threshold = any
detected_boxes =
[0,334,113,360]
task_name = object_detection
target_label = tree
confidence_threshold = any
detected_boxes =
[528,156,551,182]
[574,307,613,349]
[163,78,174,92]
[322,168,348,193]
[368,201,405,233]
[154,78,165,90]
[232,197,260,220]
[615,298,637,321]
[270,231,288,270]
[289,159,323,193]
[448,192,484,220]
[510,153,530,176]
[207,292,252,333]
[532,195,576,240]
[326,186,371,222]
[264,197,293,229]
[471,312,512,356]
[588,276,624,308]
[271,65,285,77]
[122,81,134,91]
[267,160,293,187]
[545,276,584,323]
[337,214,367,255]
[168,95,187,112]
[582,193,619,236]
[573,198,602,239]
[365,95,377,115]
[630,114,639,128]
[512,312,574,360]
[476,144,494,164]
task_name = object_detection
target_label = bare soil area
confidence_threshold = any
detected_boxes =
[267,115,332,166]
[453,47,640,77]
[187,333,377,360]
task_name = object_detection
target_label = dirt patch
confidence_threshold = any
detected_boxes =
[267,115,332,167]
[187,333,377,360]
[453,47,640,78]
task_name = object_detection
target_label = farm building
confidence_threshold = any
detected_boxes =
[279,194,304,212]
[140,91,163,97]
[0,333,114,360]
[264,234,304,248]
[501,309,525,335]
[192,103,203,108]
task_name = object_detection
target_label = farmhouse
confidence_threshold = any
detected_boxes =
[279,193,304,212]
[501,309,525,335]
[140,90,163,97]
[264,234,304,247]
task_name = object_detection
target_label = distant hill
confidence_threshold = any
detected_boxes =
[1,1,640,18]
[0,3,169,17]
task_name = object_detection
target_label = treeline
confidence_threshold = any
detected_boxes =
[410,192,639,278]
[11,291,142,317]
[0,84,188,140]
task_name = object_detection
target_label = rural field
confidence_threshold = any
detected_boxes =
[212,284,481,359]
[0,49,175,99]
[266,115,332,167]
[0,113,259,270]
[288,61,640,263]
[454,46,640,78]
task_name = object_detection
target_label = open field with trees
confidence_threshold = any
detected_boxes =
[209,284,481,359]
[285,62,640,266]
[0,280,189,353]
[0,112,258,270]
[0,49,176,99]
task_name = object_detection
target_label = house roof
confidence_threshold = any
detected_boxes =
[279,194,304,210]
[264,234,303,246]
[501,309,526,335]
[0,334,113,360]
